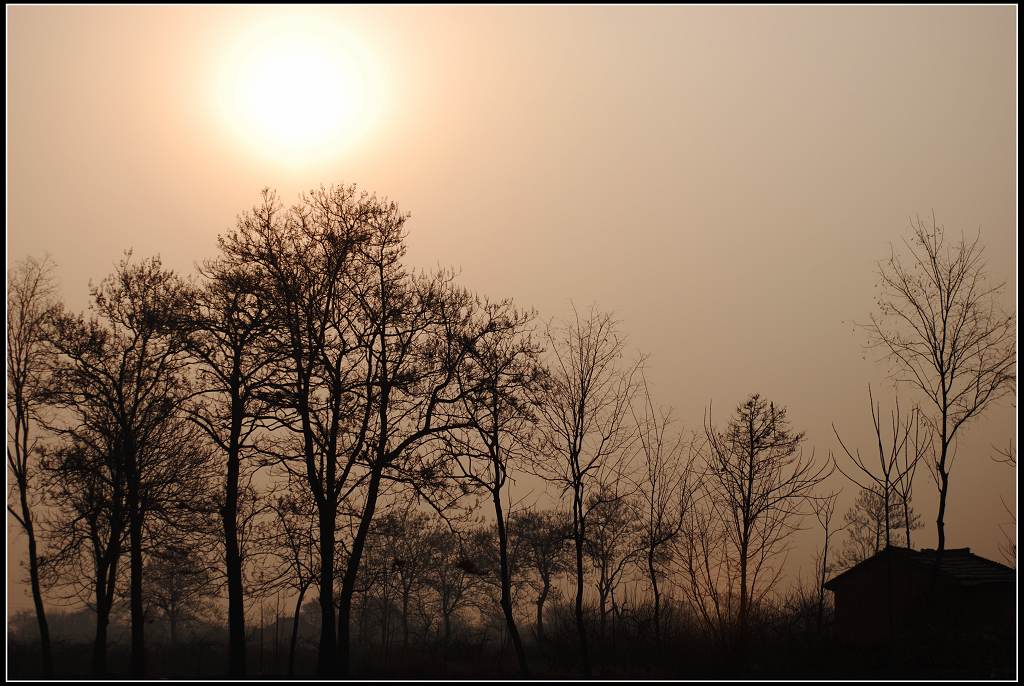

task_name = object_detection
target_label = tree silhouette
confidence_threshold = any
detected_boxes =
[144,541,217,647]
[812,490,840,635]
[837,487,922,568]
[45,252,197,676]
[38,433,128,675]
[702,393,826,650]
[832,387,929,552]
[446,297,542,676]
[218,187,376,676]
[184,250,280,676]
[333,233,481,677]
[866,215,1015,555]
[584,482,639,643]
[631,377,695,644]
[7,255,59,676]
[509,508,571,642]
[531,305,642,676]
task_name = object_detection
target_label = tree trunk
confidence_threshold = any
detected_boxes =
[535,580,549,642]
[224,387,247,676]
[599,588,608,641]
[648,551,661,644]
[93,603,110,677]
[275,597,281,673]
[903,499,912,550]
[936,464,949,556]
[316,503,337,676]
[572,486,591,677]
[288,585,307,677]
[20,489,52,677]
[738,537,749,647]
[401,593,410,649]
[816,535,828,635]
[382,571,390,657]
[337,468,383,677]
[127,446,146,678]
[493,490,529,676]
[92,519,121,676]
[936,406,949,556]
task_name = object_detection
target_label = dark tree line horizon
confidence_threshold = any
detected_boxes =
[7,186,1016,679]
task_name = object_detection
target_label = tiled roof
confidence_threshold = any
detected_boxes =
[913,547,1016,586]
[825,546,1016,590]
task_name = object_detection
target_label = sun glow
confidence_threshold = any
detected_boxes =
[214,16,376,166]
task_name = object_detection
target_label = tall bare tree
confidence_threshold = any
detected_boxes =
[531,305,642,676]
[631,377,694,644]
[185,250,279,676]
[218,187,374,676]
[334,225,481,677]
[703,393,826,648]
[46,252,195,676]
[446,298,541,676]
[866,215,1015,555]
[7,255,58,676]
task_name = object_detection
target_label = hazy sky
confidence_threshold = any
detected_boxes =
[7,5,1017,613]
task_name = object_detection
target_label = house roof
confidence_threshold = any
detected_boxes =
[824,546,1016,591]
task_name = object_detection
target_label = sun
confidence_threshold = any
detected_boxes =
[214,16,374,166]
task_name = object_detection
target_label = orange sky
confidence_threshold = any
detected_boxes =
[6,5,1017,615]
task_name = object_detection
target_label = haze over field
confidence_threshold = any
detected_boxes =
[6,5,1016,679]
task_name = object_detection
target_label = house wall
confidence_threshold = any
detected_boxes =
[831,560,1014,644]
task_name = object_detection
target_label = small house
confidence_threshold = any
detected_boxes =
[824,546,1015,644]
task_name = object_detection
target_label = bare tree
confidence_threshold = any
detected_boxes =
[866,215,1015,555]
[509,508,571,642]
[6,255,58,676]
[38,431,128,675]
[256,483,321,677]
[677,479,735,648]
[832,387,929,551]
[424,523,488,646]
[631,377,694,644]
[144,540,218,647]
[837,487,922,568]
[992,440,1016,567]
[583,482,639,643]
[218,187,375,676]
[893,407,930,550]
[531,305,642,676]
[811,490,840,635]
[184,251,279,676]
[334,233,481,677]
[446,297,542,676]
[45,252,195,676]
[703,393,826,648]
